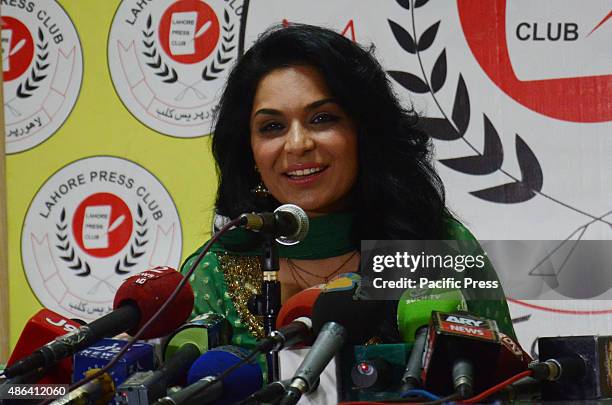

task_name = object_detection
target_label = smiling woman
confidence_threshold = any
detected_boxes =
[250,65,358,216]
[181,23,516,378]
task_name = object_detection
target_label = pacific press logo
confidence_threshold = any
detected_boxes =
[1,0,83,154]
[108,0,244,137]
[22,156,183,320]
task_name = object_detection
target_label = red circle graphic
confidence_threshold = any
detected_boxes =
[457,0,612,123]
[158,0,220,64]
[1,16,35,82]
[72,193,133,258]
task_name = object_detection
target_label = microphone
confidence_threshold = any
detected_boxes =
[256,286,323,353]
[72,337,155,401]
[4,267,194,378]
[155,346,263,405]
[279,274,385,405]
[256,317,312,353]
[238,204,309,245]
[7,309,83,384]
[115,343,201,404]
[116,314,230,404]
[396,288,467,391]
[50,369,114,405]
[421,311,531,398]
[163,312,231,360]
[534,335,611,400]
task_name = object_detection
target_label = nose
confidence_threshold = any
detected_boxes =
[284,121,315,156]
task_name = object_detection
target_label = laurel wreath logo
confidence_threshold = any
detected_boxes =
[115,204,149,275]
[142,15,179,84]
[389,0,612,303]
[56,208,91,277]
[16,28,49,99]
[388,0,543,203]
[201,9,236,81]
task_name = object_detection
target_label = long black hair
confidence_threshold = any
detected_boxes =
[212,23,449,240]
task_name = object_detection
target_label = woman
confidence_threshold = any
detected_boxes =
[181,24,516,354]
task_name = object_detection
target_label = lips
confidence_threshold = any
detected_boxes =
[283,164,329,183]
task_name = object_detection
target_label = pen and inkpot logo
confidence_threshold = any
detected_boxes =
[21,156,183,320]
[387,0,612,313]
[1,0,83,154]
[108,0,244,137]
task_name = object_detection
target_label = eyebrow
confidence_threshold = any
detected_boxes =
[252,98,338,117]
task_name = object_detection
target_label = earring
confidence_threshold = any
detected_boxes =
[251,181,270,197]
[251,165,269,197]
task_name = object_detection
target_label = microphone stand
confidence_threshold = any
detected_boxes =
[260,235,281,382]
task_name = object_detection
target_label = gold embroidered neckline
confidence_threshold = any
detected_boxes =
[218,254,265,339]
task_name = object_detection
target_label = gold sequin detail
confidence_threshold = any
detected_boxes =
[219,254,265,339]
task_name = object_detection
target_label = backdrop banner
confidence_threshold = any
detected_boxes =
[4,1,611,355]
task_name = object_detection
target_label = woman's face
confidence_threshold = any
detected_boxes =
[250,65,358,217]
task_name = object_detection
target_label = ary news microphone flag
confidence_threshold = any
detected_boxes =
[155,346,263,405]
[279,273,385,405]
[7,309,83,384]
[4,267,194,379]
[255,284,323,353]
[421,311,531,398]
[395,288,467,390]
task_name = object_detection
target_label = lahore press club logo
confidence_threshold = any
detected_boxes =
[1,1,83,154]
[108,0,243,137]
[22,157,183,320]
[457,0,611,123]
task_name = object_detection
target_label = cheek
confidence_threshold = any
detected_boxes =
[336,137,359,181]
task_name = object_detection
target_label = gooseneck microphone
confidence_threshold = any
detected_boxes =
[238,203,309,245]
[4,267,194,379]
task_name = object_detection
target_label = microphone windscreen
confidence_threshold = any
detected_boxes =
[113,266,194,339]
[8,309,82,384]
[396,288,467,343]
[187,346,263,405]
[312,273,384,344]
[276,285,322,329]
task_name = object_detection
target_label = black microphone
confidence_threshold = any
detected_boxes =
[255,317,312,353]
[535,335,612,400]
[279,274,384,405]
[238,204,309,245]
[116,343,202,404]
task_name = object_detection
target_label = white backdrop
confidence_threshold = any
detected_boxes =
[242,0,612,353]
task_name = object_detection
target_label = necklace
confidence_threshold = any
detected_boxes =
[286,251,358,286]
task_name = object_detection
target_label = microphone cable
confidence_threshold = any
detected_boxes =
[40,217,244,405]
[458,369,533,404]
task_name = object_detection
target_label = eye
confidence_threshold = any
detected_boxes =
[311,112,339,124]
[259,121,285,133]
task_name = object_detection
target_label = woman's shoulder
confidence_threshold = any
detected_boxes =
[443,216,478,241]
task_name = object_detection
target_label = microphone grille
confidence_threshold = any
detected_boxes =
[274,204,309,245]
